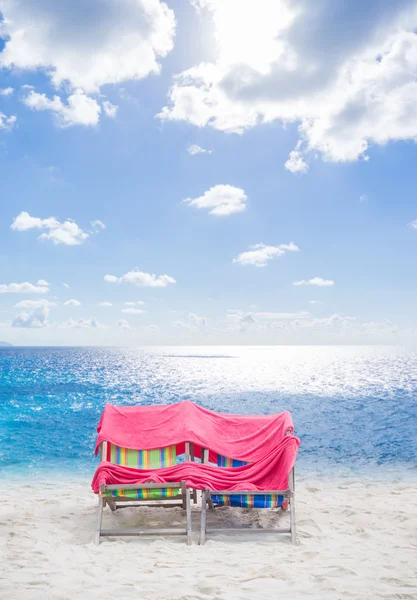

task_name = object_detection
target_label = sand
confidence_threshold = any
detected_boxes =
[1,474,416,600]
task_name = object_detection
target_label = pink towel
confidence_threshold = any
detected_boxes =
[92,434,300,493]
[95,400,294,463]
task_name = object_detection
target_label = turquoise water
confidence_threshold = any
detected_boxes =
[1,346,416,477]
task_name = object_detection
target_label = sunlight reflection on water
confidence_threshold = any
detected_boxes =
[1,346,416,476]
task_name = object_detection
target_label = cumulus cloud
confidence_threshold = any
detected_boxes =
[0,87,13,96]
[285,149,309,174]
[14,299,56,309]
[187,144,212,155]
[11,211,98,245]
[409,219,417,229]
[102,101,118,118]
[12,305,49,328]
[91,220,106,232]
[159,0,417,166]
[233,242,299,267]
[293,277,335,287]
[0,281,49,294]
[173,312,207,332]
[188,313,207,328]
[121,308,146,314]
[64,299,81,307]
[104,269,176,287]
[124,301,145,306]
[37,279,49,286]
[104,275,119,283]
[117,319,132,330]
[63,283,69,289]
[254,311,310,320]
[0,112,16,130]
[99,301,112,307]
[0,0,176,93]
[22,89,101,127]
[62,317,99,328]
[184,184,247,216]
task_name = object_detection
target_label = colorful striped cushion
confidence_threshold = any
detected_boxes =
[214,454,283,508]
[211,493,284,508]
[217,455,248,468]
[106,487,180,500]
[104,443,180,499]
[106,443,177,468]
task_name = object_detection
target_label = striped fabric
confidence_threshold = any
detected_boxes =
[211,493,284,508]
[217,456,247,468]
[104,443,180,500]
[213,454,284,508]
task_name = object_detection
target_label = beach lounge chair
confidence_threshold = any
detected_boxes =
[95,440,192,545]
[199,448,296,545]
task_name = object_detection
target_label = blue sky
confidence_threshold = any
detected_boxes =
[1,0,417,345]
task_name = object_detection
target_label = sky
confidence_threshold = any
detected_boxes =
[1,0,417,346]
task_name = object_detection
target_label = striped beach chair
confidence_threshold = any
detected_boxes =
[95,441,192,545]
[199,449,296,545]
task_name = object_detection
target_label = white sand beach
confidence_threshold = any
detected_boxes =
[2,474,416,600]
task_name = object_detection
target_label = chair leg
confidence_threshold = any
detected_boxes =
[185,488,192,545]
[181,481,187,509]
[289,468,296,544]
[95,487,105,545]
[107,497,117,512]
[199,489,208,545]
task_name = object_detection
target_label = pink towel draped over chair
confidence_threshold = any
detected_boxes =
[95,400,295,463]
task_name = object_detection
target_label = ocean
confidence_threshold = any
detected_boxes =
[1,345,416,478]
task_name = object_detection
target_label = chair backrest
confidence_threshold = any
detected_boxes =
[102,442,177,469]
[217,455,248,468]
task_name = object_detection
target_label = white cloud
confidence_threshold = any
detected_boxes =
[233,242,299,267]
[91,220,106,231]
[187,144,212,155]
[62,317,98,328]
[0,0,176,93]
[102,101,118,118]
[23,89,101,127]
[360,194,368,203]
[159,0,417,166]
[121,308,146,315]
[293,277,335,287]
[254,311,310,320]
[184,184,247,216]
[308,300,323,304]
[14,299,56,309]
[117,319,132,330]
[124,301,145,306]
[37,279,49,286]
[99,302,112,307]
[0,112,16,130]
[63,283,69,289]
[0,281,49,294]
[285,149,309,174]
[104,275,119,283]
[173,312,207,332]
[409,219,417,230]
[105,269,176,287]
[238,314,257,332]
[12,305,49,328]
[11,211,96,245]
[64,299,81,307]
[188,312,207,328]
[0,87,14,96]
